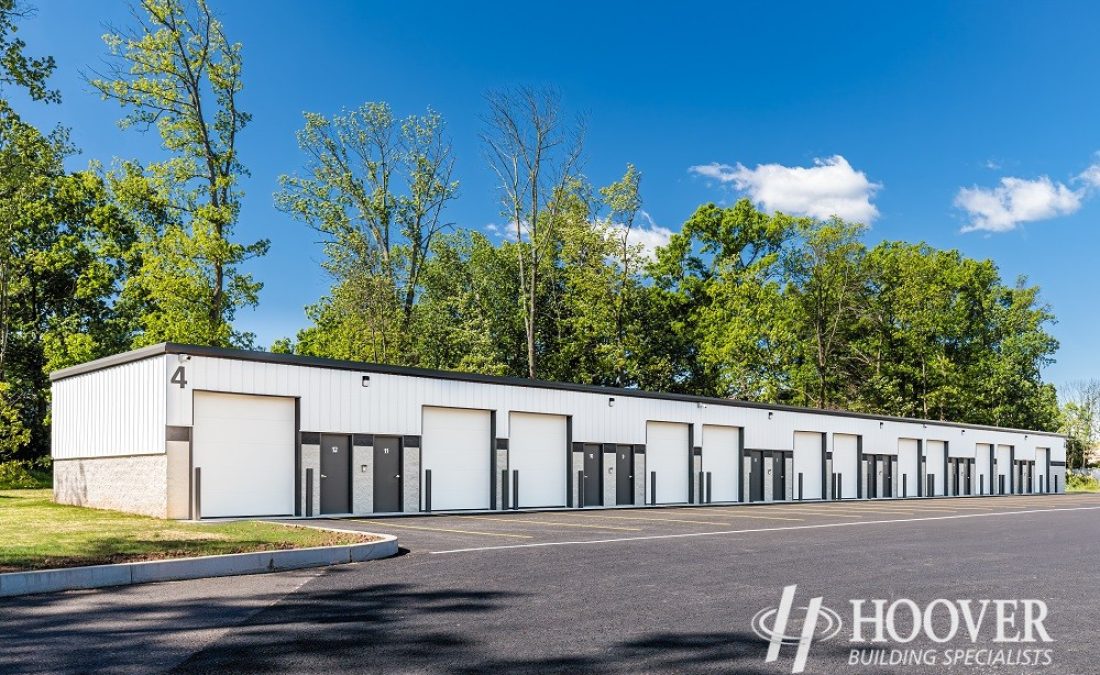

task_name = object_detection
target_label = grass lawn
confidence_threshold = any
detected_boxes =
[0,490,372,573]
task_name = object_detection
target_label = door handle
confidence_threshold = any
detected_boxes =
[395,474,401,478]
[320,474,327,479]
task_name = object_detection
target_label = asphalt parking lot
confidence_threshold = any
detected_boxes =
[303,493,1100,554]
[2,493,1099,674]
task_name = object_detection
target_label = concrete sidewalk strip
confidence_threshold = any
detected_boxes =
[0,534,398,598]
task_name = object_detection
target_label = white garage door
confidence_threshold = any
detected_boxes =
[926,440,947,496]
[422,406,491,510]
[702,425,740,502]
[509,412,567,507]
[833,434,859,499]
[193,392,295,518]
[793,432,824,499]
[898,438,920,497]
[647,421,689,504]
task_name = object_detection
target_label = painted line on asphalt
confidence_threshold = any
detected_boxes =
[658,508,803,522]
[428,505,1100,555]
[571,513,735,526]
[464,516,641,531]
[701,506,865,519]
[350,520,532,539]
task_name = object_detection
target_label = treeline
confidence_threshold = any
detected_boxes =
[0,0,1062,464]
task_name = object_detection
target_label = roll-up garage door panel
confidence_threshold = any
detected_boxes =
[193,392,295,518]
[833,434,859,498]
[647,422,689,504]
[793,432,823,498]
[510,412,567,507]
[702,425,739,502]
[422,406,491,511]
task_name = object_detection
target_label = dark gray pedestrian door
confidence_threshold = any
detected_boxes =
[616,445,634,505]
[883,457,893,497]
[772,453,787,501]
[867,456,877,498]
[320,434,351,514]
[749,451,764,502]
[373,436,402,513]
[582,444,602,506]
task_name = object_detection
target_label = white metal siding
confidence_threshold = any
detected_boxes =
[156,355,1062,466]
[646,421,689,504]
[509,412,568,507]
[793,431,824,499]
[51,356,166,459]
[996,444,1013,493]
[898,438,920,497]
[421,406,491,510]
[976,444,993,494]
[702,425,740,502]
[1035,447,1050,491]
[193,392,296,517]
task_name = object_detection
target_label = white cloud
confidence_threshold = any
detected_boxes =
[955,156,1100,233]
[1078,162,1100,189]
[483,222,520,242]
[612,213,674,260]
[688,155,882,223]
[955,174,1088,233]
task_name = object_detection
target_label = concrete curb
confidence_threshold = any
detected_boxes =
[0,534,397,598]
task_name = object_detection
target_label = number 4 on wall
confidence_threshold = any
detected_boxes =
[171,366,188,389]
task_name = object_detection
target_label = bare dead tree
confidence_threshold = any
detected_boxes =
[481,85,584,378]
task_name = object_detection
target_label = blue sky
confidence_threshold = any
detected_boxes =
[13,1,1100,388]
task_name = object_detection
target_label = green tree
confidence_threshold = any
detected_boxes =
[276,102,457,364]
[852,242,1058,429]
[783,218,867,408]
[0,0,57,102]
[1061,380,1099,469]
[0,114,135,460]
[648,199,797,399]
[553,167,651,386]
[411,230,522,375]
[90,0,266,347]
[0,1,135,461]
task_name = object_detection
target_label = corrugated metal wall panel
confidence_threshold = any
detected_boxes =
[51,355,166,459]
[150,354,1063,466]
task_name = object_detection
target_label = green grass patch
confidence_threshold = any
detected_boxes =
[0,489,372,572]
[1067,473,1100,493]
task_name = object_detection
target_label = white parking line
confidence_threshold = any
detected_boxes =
[428,505,1100,555]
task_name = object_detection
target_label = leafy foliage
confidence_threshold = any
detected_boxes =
[0,0,57,102]
[0,0,1070,467]
[90,0,267,347]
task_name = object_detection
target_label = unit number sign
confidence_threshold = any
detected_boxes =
[171,366,188,389]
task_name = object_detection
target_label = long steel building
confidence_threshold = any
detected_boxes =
[49,343,1068,519]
